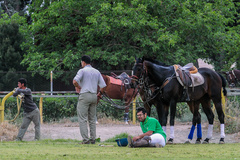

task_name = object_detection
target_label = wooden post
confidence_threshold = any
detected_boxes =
[132,97,136,124]
[39,96,43,124]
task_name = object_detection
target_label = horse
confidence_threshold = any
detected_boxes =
[98,74,138,124]
[224,69,240,88]
[132,57,227,144]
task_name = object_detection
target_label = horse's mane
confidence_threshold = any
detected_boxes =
[143,57,168,66]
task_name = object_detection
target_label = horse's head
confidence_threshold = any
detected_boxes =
[132,58,145,80]
[224,71,237,88]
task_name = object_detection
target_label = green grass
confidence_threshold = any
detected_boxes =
[0,139,239,160]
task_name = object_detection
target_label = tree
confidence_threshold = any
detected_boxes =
[20,0,240,76]
[0,13,27,90]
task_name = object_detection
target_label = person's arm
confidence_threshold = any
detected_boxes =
[132,130,153,141]
[73,80,81,93]
[73,70,83,93]
[13,88,31,97]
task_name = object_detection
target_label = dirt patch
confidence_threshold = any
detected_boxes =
[11,121,240,144]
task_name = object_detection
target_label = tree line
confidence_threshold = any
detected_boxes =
[0,0,239,84]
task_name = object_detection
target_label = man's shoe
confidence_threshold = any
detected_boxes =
[90,140,95,144]
[127,136,133,148]
[14,138,22,141]
[80,141,90,144]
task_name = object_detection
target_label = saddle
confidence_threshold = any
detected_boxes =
[111,72,132,90]
[174,63,198,87]
[174,63,200,102]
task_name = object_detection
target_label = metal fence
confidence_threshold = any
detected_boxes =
[0,70,132,93]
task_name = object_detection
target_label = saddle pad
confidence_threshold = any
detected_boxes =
[108,76,122,86]
[176,72,204,87]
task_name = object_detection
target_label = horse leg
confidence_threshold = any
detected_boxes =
[201,98,214,144]
[167,100,176,144]
[160,103,169,137]
[186,101,201,144]
[212,98,225,144]
[124,107,129,124]
[155,101,167,132]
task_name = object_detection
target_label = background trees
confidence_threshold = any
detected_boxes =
[0,0,240,78]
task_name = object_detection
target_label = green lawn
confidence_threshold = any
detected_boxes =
[0,140,239,160]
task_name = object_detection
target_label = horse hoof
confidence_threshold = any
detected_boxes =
[202,138,209,144]
[167,138,173,144]
[219,138,225,144]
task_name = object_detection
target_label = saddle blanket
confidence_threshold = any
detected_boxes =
[108,76,122,86]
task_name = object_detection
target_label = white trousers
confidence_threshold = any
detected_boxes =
[150,133,166,147]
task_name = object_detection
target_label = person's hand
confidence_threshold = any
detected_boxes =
[75,87,80,93]
[97,92,102,99]
[132,136,141,142]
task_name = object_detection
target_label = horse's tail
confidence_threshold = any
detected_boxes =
[217,72,227,96]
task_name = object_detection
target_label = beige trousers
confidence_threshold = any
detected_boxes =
[77,92,97,143]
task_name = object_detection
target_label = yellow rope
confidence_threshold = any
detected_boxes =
[7,95,23,122]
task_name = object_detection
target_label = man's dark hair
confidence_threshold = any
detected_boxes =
[18,78,27,86]
[137,107,147,114]
[81,55,91,64]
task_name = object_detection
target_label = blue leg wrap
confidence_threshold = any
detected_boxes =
[188,125,195,140]
[197,123,202,139]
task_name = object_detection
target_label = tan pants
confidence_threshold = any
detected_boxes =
[16,108,40,140]
[77,93,97,143]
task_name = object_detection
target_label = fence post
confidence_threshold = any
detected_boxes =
[50,71,53,95]
[132,97,136,124]
[39,96,43,124]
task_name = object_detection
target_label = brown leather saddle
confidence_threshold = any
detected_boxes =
[174,63,198,87]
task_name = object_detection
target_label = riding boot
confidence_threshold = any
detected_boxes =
[132,138,149,147]
[124,113,129,124]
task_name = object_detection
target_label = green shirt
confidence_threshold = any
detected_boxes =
[140,116,167,142]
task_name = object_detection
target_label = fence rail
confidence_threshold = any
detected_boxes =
[226,88,240,96]
[1,88,240,97]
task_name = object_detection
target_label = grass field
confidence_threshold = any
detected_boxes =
[0,139,239,160]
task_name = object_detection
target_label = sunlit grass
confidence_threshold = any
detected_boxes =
[0,140,239,160]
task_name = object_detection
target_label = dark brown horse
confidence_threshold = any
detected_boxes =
[133,57,227,144]
[224,70,240,88]
[98,74,138,124]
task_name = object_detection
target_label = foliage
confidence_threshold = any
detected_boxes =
[4,96,128,122]
[3,95,240,134]
[0,13,28,90]
[220,96,240,134]
[18,0,240,78]
[0,0,28,17]
[97,99,131,121]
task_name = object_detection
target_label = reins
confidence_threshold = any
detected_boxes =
[98,83,139,110]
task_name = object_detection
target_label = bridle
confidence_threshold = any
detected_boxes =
[132,61,176,104]
[226,70,240,87]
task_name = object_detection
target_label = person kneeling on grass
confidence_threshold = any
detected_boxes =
[128,107,166,148]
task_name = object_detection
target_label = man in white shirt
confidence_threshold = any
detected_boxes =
[73,55,106,144]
